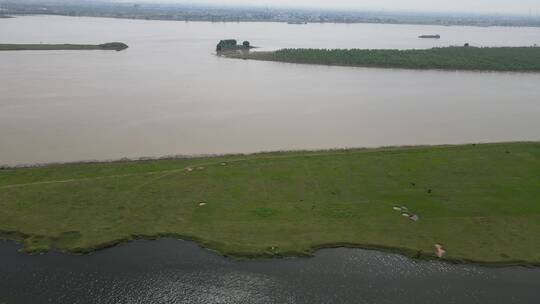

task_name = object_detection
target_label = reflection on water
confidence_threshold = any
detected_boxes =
[0,239,539,304]
[1,16,540,166]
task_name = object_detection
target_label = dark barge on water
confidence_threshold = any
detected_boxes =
[419,34,441,39]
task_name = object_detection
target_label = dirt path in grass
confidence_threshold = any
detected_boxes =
[0,159,234,190]
[0,170,182,190]
[0,145,466,190]
[0,153,321,190]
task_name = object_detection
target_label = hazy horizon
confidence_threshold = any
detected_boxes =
[109,0,540,15]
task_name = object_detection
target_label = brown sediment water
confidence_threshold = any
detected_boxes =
[1,15,539,166]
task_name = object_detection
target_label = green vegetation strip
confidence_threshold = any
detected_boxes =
[0,42,128,51]
[1,142,540,265]
[230,46,540,71]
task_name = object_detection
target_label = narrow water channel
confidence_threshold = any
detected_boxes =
[1,239,538,303]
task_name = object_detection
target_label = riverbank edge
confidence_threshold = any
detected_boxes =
[6,13,540,28]
[1,230,539,268]
[224,50,540,73]
[2,141,535,169]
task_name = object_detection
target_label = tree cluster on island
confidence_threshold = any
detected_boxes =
[216,39,251,52]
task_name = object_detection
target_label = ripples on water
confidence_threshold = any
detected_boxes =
[0,239,539,303]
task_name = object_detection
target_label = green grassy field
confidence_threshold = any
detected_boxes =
[230,46,540,72]
[0,42,128,51]
[1,142,539,265]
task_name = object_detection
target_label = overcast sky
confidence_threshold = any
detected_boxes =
[118,0,540,15]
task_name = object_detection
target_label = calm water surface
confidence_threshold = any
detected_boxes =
[1,16,540,165]
[1,239,539,304]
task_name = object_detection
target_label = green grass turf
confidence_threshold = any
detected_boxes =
[230,46,540,72]
[1,142,539,265]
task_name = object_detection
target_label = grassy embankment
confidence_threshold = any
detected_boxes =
[1,142,540,265]
[0,42,128,51]
[228,46,540,72]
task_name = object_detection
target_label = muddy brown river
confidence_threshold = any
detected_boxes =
[1,16,540,166]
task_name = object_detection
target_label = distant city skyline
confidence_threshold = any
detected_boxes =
[115,0,540,15]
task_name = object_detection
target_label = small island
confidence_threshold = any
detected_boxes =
[0,42,129,51]
[224,46,540,72]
